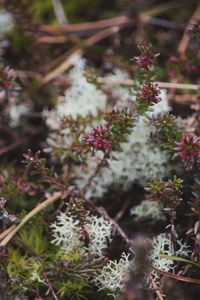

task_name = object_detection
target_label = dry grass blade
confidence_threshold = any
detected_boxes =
[97,77,200,91]
[0,225,16,242]
[0,192,62,247]
[178,5,200,57]
[36,35,69,44]
[40,47,82,85]
[155,81,200,90]
[95,206,132,246]
[39,15,131,34]
[52,0,68,25]
[40,2,182,35]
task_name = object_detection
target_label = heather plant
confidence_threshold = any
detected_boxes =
[1,4,200,299]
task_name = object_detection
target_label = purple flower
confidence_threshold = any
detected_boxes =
[84,125,112,154]
[0,66,15,89]
[173,133,200,169]
[139,83,161,104]
[134,45,159,70]
[16,180,29,191]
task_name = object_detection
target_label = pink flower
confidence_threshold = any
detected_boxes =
[173,133,200,169]
[84,125,112,154]
[139,83,161,104]
[0,66,15,89]
[134,45,159,70]
[16,180,29,191]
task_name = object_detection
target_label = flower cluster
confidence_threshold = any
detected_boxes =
[77,91,170,198]
[0,66,15,89]
[83,109,134,156]
[134,44,159,70]
[22,149,48,176]
[173,133,200,170]
[139,83,161,104]
[146,176,183,209]
[84,125,113,155]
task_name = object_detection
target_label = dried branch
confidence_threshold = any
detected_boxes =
[40,25,129,85]
[0,140,22,157]
[95,206,132,247]
[40,2,182,35]
[149,275,164,300]
[152,266,200,284]
[40,47,82,85]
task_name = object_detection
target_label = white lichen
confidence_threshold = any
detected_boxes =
[44,57,107,130]
[50,212,113,258]
[150,234,174,280]
[93,252,131,298]
[150,233,191,281]
[86,216,113,256]
[103,69,134,105]
[8,100,30,127]
[45,60,173,198]
[130,200,165,221]
[0,10,13,37]
[50,213,82,254]
[176,240,191,257]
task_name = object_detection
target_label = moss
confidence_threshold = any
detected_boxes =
[63,0,120,23]
[6,27,32,53]
[1,179,28,213]
[18,222,50,256]
[58,279,90,299]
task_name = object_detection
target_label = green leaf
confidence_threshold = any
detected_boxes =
[160,254,200,269]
